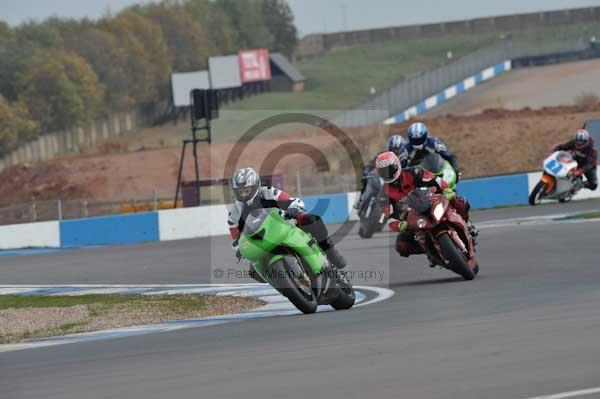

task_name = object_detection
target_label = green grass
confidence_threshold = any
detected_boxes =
[0,295,223,344]
[227,22,600,113]
[0,294,208,311]
[114,22,600,147]
[559,211,600,220]
[229,33,498,112]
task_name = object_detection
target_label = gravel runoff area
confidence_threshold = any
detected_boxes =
[0,295,265,344]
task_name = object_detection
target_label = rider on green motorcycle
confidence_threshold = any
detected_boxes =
[228,167,347,272]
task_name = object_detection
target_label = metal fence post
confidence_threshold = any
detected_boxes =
[296,171,302,197]
[31,203,37,223]
[57,199,62,220]
[153,189,158,211]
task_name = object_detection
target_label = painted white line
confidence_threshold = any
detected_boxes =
[0,284,394,353]
[477,210,600,230]
[523,386,600,399]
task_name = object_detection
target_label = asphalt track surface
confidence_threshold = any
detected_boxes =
[2,199,600,399]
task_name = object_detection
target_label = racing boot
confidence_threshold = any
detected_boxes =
[467,221,479,247]
[320,238,347,270]
[427,254,437,268]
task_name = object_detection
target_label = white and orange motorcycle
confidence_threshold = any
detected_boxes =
[529,151,584,206]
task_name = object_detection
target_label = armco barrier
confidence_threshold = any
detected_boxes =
[383,61,512,125]
[458,173,530,209]
[0,221,60,250]
[158,205,229,241]
[4,172,600,250]
[303,193,349,224]
[60,212,159,247]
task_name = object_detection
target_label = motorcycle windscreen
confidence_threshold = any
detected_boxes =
[421,153,445,174]
[242,208,273,237]
[405,188,432,215]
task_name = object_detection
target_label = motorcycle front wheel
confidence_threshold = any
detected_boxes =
[358,201,383,239]
[438,233,475,281]
[269,256,318,314]
[528,181,547,206]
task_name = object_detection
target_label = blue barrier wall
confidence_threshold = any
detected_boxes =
[6,172,541,250]
[303,193,349,224]
[458,174,529,209]
[60,212,159,247]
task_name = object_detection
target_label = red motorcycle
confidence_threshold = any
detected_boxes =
[403,188,479,280]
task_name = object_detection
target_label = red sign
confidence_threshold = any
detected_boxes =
[239,49,272,83]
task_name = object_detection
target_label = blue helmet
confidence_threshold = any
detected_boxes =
[407,122,428,147]
[387,135,407,156]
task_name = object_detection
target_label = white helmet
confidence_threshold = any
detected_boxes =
[232,167,261,205]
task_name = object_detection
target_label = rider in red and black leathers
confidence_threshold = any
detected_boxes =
[553,128,598,190]
[374,151,474,258]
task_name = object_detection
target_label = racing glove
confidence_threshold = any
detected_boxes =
[389,218,408,232]
[443,188,457,201]
[287,198,306,219]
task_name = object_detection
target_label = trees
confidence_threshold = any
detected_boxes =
[141,3,210,72]
[99,11,171,107]
[186,0,236,55]
[0,21,63,102]
[215,0,274,50]
[0,96,39,156]
[0,0,300,154]
[262,0,298,57]
[61,27,130,111]
[17,49,105,132]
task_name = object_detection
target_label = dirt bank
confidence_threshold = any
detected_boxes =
[0,106,598,205]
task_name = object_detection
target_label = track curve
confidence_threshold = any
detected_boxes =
[2,200,600,399]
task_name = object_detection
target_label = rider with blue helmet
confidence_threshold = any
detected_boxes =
[387,135,409,168]
[406,122,458,170]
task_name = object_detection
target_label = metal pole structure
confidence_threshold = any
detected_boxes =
[57,199,63,221]
[192,127,201,206]
[173,89,215,208]
[296,171,302,197]
[173,141,188,208]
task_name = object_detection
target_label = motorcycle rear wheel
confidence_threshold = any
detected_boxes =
[438,233,475,281]
[358,224,375,239]
[330,275,356,310]
[529,181,546,206]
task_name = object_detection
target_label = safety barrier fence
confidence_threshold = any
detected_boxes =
[2,170,599,250]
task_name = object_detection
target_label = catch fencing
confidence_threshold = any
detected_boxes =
[0,172,359,226]
[296,6,600,58]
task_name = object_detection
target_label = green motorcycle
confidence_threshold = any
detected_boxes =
[420,153,458,189]
[238,208,356,314]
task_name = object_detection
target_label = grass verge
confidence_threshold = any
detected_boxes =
[0,294,265,344]
[558,211,600,220]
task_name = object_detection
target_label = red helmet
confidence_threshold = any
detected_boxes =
[375,151,402,183]
[575,129,591,149]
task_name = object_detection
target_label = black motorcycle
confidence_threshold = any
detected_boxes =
[356,172,388,239]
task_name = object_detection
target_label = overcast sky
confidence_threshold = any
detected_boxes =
[2,0,600,36]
